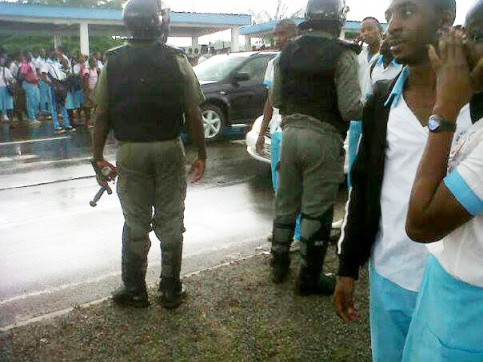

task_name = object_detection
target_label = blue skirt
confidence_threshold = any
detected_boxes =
[0,86,14,112]
[74,90,84,107]
[403,256,483,361]
[65,90,84,110]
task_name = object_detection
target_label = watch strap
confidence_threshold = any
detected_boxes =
[429,115,457,133]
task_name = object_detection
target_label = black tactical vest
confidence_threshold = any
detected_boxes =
[107,42,184,142]
[279,36,351,136]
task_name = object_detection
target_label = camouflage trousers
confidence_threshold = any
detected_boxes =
[116,138,187,292]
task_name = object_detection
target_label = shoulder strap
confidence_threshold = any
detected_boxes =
[337,39,362,54]
[372,76,399,105]
[369,59,378,80]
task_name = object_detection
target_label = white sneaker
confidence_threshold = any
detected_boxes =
[2,114,9,122]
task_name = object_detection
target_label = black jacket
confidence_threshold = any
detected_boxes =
[337,80,483,280]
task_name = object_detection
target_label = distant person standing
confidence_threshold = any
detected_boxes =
[187,48,197,66]
[358,17,383,97]
[41,52,74,133]
[10,53,25,123]
[19,51,40,126]
[193,48,200,64]
[94,51,104,72]
[346,16,383,188]
[36,48,52,119]
[56,46,71,69]
[72,54,88,124]
[82,56,99,128]
[0,61,14,123]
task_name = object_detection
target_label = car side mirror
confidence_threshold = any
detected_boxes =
[232,72,250,83]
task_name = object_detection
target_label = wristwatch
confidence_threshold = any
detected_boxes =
[428,115,456,133]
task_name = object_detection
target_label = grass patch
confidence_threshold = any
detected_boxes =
[0,250,371,361]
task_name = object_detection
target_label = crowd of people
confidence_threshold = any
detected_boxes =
[2,0,480,360]
[255,0,482,361]
[0,46,103,133]
[89,0,482,359]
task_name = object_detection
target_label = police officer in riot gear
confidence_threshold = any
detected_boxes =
[92,0,207,309]
[270,0,362,295]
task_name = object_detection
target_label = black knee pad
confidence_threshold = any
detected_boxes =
[272,222,296,244]
[300,207,334,244]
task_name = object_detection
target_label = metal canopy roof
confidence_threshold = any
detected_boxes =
[0,3,252,37]
[240,19,387,37]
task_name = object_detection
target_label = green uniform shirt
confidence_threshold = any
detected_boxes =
[96,41,205,127]
[272,30,363,123]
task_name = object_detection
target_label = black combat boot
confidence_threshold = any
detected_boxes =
[158,277,186,309]
[112,224,151,308]
[270,251,291,284]
[270,222,296,284]
[112,287,150,308]
[295,211,336,296]
[158,241,185,309]
[295,240,336,296]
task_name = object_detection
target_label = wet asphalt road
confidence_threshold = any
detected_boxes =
[0,121,346,330]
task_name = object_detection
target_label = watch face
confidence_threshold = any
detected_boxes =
[428,118,440,131]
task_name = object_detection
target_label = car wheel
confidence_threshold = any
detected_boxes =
[201,104,225,141]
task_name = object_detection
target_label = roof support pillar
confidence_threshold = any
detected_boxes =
[231,26,240,52]
[191,35,199,49]
[244,35,252,51]
[80,22,90,56]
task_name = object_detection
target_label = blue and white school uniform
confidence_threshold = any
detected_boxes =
[347,48,380,187]
[36,57,52,115]
[44,60,72,130]
[264,56,302,240]
[71,63,85,109]
[370,68,472,362]
[0,67,14,113]
[403,119,483,361]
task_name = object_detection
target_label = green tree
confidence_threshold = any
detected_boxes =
[249,0,303,24]
[0,34,124,56]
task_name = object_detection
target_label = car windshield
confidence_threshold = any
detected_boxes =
[194,54,250,82]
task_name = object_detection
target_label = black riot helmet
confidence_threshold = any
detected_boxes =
[302,0,350,30]
[123,0,171,42]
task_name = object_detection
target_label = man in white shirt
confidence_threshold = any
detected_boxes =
[364,37,403,99]
[34,48,52,118]
[335,0,472,361]
[358,17,383,97]
[347,17,383,188]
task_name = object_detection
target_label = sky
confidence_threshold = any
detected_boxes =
[166,0,475,24]
[165,0,476,47]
